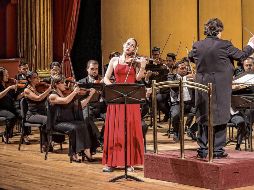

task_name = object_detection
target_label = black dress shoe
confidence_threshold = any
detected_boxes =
[161,115,169,122]
[235,144,241,151]
[197,153,207,159]
[173,134,179,142]
[213,152,228,159]
[187,129,197,141]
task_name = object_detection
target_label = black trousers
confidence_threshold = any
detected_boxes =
[171,101,195,134]
[197,124,227,156]
[26,114,47,145]
[157,93,171,117]
[0,110,17,137]
[230,114,249,145]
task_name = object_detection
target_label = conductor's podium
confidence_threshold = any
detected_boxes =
[144,150,254,190]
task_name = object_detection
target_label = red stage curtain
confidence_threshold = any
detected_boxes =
[53,0,80,78]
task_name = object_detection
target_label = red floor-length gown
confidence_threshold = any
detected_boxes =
[102,62,144,167]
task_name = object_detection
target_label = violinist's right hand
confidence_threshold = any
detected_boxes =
[7,84,17,91]
[73,86,80,94]
[249,36,254,45]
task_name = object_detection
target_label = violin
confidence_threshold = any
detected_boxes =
[62,83,90,96]
[35,81,50,93]
[5,78,27,89]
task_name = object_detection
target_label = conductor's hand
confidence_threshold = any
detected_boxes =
[248,36,254,44]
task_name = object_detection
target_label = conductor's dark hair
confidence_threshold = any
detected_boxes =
[204,18,224,37]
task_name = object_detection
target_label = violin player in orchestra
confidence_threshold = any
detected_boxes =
[0,67,23,143]
[23,71,51,146]
[166,61,195,142]
[43,61,62,84]
[165,52,177,73]
[48,74,99,162]
[16,61,29,81]
[149,47,171,122]
[78,59,106,145]
[102,38,147,172]
[189,18,254,159]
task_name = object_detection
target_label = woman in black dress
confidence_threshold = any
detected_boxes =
[48,75,99,162]
[0,67,22,143]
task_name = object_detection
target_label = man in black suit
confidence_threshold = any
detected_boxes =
[78,60,106,119]
[168,61,195,142]
[189,18,254,158]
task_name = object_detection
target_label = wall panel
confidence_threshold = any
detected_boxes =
[242,0,254,48]
[151,0,197,60]
[101,0,150,67]
[199,0,242,49]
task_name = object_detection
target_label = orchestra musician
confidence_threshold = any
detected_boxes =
[24,71,51,145]
[48,74,99,162]
[149,47,171,122]
[102,38,147,172]
[43,62,62,84]
[16,61,29,81]
[165,52,177,73]
[231,57,254,150]
[78,59,106,145]
[189,18,254,159]
[0,67,23,143]
[167,61,195,142]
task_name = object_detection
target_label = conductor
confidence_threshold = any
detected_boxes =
[189,18,254,159]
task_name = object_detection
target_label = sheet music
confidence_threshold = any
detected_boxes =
[233,74,254,84]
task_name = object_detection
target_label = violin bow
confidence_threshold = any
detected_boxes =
[160,33,172,58]
[244,26,254,36]
[176,41,182,56]
[32,44,36,71]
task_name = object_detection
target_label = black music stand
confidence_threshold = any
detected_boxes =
[104,83,146,182]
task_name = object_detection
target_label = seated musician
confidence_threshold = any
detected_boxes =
[165,52,177,73]
[104,51,121,83]
[24,71,51,145]
[0,67,23,143]
[14,61,29,123]
[149,47,171,122]
[43,62,62,84]
[48,75,99,162]
[231,57,254,150]
[168,61,195,142]
[16,61,29,81]
[234,57,254,77]
[78,60,106,143]
[229,108,250,150]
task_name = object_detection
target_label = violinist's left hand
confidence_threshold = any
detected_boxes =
[89,88,96,96]
[139,57,148,68]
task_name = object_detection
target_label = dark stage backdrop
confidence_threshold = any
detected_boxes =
[71,0,101,80]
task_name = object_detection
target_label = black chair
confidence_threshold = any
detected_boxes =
[44,103,72,162]
[18,98,43,152]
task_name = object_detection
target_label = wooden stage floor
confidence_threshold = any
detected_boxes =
[0,122,254,190]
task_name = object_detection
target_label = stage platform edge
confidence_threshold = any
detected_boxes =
[144,150,254,190]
